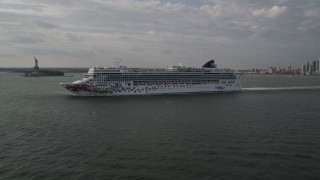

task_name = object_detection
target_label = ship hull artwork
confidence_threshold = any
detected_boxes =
[60,60,241,96]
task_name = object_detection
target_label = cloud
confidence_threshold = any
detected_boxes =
[131,45,145,53]
[64,33,84,41]
[297,7,320,32]
[10,34,44,44]
[147,30,155,36]
[249,27,273,40]
[253,5,287,18]
[33,20,60,29]
[305,8,320,18]
[162,48,173,55]
[297,19,320,32]
[0,0,319,69]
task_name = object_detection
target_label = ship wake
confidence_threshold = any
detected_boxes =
[243,86,320,91]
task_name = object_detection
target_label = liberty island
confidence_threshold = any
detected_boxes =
[24,57,64,77]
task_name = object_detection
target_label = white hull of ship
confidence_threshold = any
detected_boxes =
[60,81,241,96]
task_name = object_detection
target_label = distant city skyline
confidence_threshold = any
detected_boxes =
[0,0,320,69]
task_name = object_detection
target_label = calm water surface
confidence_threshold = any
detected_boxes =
[0,73,320,179]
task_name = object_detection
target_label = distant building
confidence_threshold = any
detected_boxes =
[301,64,306,75]
[268,67,276,74]
[309,64,313,73]
[312,61,317,72]
[244,58,320,76]
[288,65,292,73]
[314,60,319,75]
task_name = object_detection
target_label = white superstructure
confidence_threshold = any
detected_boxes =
[60,60,241,96]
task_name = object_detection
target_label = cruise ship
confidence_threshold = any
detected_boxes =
[60,60,241,96]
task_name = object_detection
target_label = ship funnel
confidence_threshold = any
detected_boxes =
[202,60,215,68]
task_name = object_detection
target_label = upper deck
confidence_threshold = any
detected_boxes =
[88,66,236,75]
[85,60,237,76]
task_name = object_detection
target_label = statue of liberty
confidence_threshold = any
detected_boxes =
[34,56,39,70]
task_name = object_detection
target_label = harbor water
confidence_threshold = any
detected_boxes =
[0,73,320,179]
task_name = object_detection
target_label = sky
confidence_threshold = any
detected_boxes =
[0,0,319,69]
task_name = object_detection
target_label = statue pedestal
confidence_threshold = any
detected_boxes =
[34,65,39,71]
